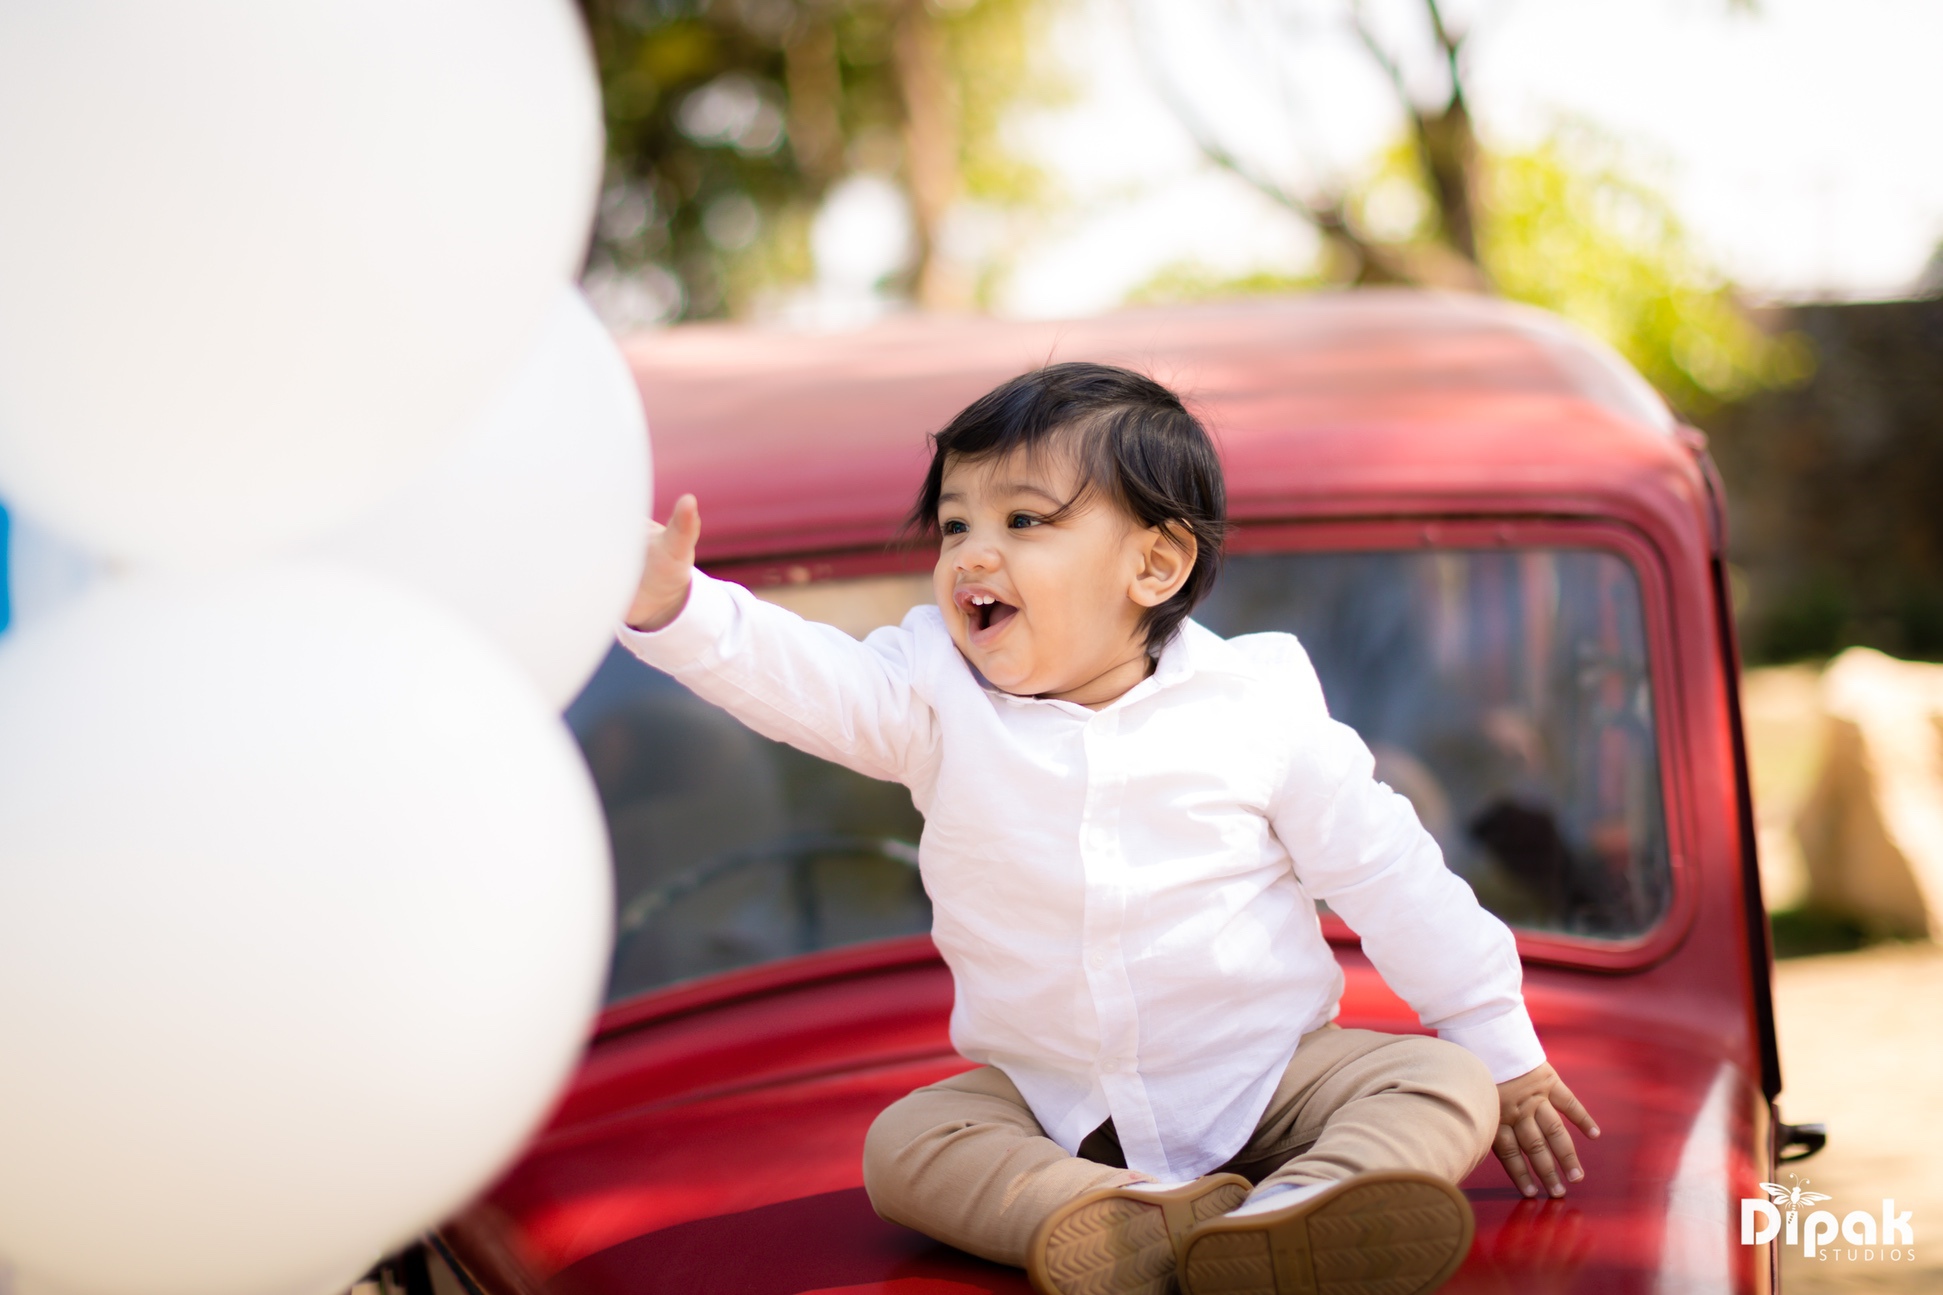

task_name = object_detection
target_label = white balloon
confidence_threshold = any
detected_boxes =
[0,565,613,1295]
[0,1,602,567]
[313,290,650,708]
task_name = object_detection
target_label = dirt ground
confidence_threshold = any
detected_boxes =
[1772,941,1943,1293]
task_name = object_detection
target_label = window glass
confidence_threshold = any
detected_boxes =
[567,575,932,1002]
[1194,549,1670,939]
[570,551,1671,1005]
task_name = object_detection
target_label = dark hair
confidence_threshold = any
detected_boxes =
[907,361,1227,654]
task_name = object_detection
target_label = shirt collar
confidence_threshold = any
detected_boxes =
[1141,617,1257,687]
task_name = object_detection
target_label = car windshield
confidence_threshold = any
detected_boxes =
[568,575,936,1004]
[569,548,1671,1005]
[1195,549,1670,942]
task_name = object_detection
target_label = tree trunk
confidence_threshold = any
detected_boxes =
[784,14,843,188]
[1413,95,1482,270]
[893,0,971,310]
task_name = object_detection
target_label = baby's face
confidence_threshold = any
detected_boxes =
[931,448,1173,702]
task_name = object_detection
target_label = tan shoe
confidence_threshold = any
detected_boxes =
[1027,1173,1254,1295]
[1176,1172,1474,1295]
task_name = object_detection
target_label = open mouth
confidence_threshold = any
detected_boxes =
[958,590,1019,639]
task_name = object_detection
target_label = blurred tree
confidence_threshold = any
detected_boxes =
[1128,0,1803,415]
[578,0,1048,325]
[1476,131,1811,415]
[1130,0,1483,288]
[1705,298,1943,661]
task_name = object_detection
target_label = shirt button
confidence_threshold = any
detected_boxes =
[1089,951,1107,968]
[1101,1059,1118,1073]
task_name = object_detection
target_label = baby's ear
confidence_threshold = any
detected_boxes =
[1130,521,1196,607]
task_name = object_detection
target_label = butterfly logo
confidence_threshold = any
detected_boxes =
[1759,1175,1832,1227]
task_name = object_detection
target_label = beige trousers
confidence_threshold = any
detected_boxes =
[861,1026,1499,1267]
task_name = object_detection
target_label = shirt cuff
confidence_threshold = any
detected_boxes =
[1438,1009,1547,1084]
[615,570,735,670]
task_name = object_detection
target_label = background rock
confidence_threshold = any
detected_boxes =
[1791,649,1943,938]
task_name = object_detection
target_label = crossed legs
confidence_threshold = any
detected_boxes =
[861,1026,1499,1268]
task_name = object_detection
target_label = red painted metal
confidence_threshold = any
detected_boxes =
[447,293,1778,1294]
[627,292,1681,566]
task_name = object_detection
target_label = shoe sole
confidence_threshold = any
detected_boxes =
[1028,1174,1254,1295]
[1178,1172,1474,1295]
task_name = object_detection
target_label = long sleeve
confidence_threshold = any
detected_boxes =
[616,571,941,789]
[1268,714,1546,1084]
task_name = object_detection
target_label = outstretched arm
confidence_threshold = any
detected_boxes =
[617,495,940,788]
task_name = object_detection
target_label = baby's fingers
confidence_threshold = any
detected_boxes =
[645,495,700,577]
[1549,1078,1601,1140]
[1493,1124,1540,1199]
[664,494,701,554]
[1536,1099,1584,1187]
[1517,1111,1566,1198]
[626,495,703,630]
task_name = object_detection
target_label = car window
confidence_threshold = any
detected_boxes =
[567,575,933,1003]
[1194,549,1671,940]
[570,551,1670,1004]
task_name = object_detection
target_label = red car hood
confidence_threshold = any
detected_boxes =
[447,937,1770,1295]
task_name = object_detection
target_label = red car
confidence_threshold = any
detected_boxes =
[423,292,1818,1295]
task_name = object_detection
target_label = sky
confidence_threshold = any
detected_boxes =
[988,0,1943,318]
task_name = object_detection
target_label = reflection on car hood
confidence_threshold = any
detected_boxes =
[446,937,1769,1295]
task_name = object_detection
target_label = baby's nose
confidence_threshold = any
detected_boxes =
[953,536,999,569]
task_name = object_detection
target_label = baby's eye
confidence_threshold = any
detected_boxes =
[940,518,969,536]
[1008,512,1042,529]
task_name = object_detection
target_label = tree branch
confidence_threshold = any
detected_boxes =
[1421,0,1467,109]
[1124,0,1467,288]
[1346,0,1409,102]
[1127,2,1318,218]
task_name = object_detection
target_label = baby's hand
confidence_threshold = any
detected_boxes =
[625,494,701,631]
[1492,1061,1599,1199]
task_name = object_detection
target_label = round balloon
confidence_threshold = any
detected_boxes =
[312,290,650,708]
[0,1,602,568]
[0,565,613,1295]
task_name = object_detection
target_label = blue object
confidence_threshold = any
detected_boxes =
[0,500,12,636]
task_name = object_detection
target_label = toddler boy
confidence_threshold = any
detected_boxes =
[620,363,1597,1295]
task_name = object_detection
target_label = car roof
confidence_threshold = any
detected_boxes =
[623,289,1691,565]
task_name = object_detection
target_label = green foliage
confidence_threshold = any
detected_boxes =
[580,1,797,319]
[1475,130,1813,416]
[1133,128,1812,418]
[1127,261,1324,307]
[942,0,1057,208]
[579,0,1052,322]
[1767,906,1874,959]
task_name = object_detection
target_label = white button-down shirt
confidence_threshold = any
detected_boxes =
[619,572,1545,1182]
